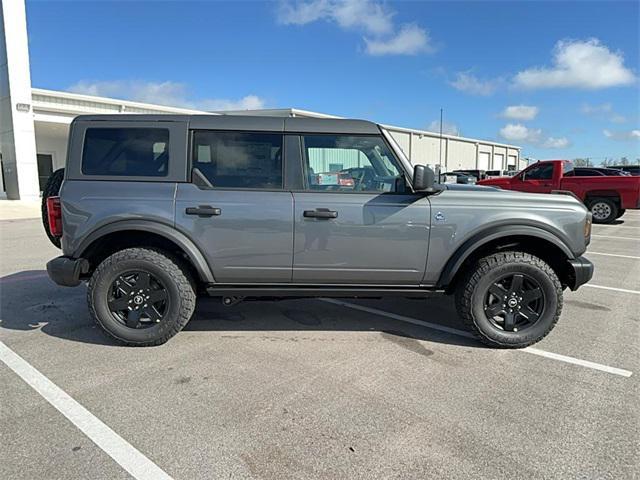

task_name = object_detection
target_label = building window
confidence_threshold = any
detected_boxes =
[192,131,283,189]
[82,128,169,177]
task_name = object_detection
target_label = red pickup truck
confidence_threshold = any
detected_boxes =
[478,160,640,223]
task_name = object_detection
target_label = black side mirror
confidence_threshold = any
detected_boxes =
[413,165,436,192]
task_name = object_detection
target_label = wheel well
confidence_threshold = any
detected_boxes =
[80,230,201,286]
[585,191,620,206]
[445,235,573,293]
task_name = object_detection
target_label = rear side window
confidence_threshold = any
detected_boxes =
[192,131,283,189]
[82,128,169,177]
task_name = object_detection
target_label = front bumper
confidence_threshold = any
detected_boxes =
[567,256,594,291]
[46,256,89,287]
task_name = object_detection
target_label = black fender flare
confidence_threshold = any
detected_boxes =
[74,220,215,283]
[436,224,575,288]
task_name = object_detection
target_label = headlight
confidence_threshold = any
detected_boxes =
[584,214,592,240]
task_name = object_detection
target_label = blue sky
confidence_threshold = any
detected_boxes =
[26,0,640,163]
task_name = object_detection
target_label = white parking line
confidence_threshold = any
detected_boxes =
[0,341,173,480]
[584,284,640,295]
[322,299,633,378]
[591,234,639,240]
[587,251,640,260]
[321,298,476,338]
[522,348,632,377]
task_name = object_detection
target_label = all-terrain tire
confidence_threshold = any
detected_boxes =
[455,251,563,348]
[588,197,618,224]
[41,168,65,248]
[87,248,196,346]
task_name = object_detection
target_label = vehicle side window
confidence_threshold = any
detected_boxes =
[523,163,554,180]
[82,128,169,177]
[301,135,405,193]
[192,131,283,189]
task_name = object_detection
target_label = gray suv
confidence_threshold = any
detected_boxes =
[45,115,594,348]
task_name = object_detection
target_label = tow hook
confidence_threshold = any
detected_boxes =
[222,296,244,307]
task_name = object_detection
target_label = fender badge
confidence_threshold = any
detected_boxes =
[434,212,446,222]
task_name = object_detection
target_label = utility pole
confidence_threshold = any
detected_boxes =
[438,108,443,169]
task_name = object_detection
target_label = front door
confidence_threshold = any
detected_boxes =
[292,134,430,285]
[175,130,293,283]
[516,162,555,193]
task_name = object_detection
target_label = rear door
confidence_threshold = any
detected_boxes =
[291,134,430,285]
[175,129,293,283]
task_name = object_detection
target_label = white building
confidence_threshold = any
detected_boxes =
[1,0,522,200]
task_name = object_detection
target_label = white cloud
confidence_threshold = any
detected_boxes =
[67,80,265,111]
[450,72,500,96]
[427,120,460,136]
[499,124,542,143]
[603,129,640,141]
[514,39,637,90]
[581,102,627,124]
[499,123,570,149]
[541,137,570,149]
[364,24,433,56]
[277,0,433,55]
[580,102,612,115]
[501,105,539,121]
[278,0,393,35]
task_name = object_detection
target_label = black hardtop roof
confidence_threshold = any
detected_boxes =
[73,114,381,135]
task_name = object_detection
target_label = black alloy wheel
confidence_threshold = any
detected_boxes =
[108,271,169,329]
[483,273,544,333]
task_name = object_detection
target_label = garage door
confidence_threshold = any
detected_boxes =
[508,155,517,167]
[493,153,504,170]
[478,152,490,170]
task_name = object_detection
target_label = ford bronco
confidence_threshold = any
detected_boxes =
[45,115,594,347]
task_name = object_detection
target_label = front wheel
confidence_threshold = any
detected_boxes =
[87,248,196,346]
[455,251,563,348]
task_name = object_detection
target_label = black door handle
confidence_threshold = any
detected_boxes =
[303,208,338,219]
[186,205,222,217]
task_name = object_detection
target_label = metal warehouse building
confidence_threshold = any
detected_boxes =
[1,0,523,200]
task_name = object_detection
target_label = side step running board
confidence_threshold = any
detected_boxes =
[205,285,442,298]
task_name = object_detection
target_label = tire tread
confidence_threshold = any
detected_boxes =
[454,251,563,348]
[87,247,196,346]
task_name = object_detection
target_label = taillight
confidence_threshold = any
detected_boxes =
[46,196,62,237]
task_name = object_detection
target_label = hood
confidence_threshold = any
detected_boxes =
[478,177,512,187]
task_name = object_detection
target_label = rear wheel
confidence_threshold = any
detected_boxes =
[88,248,196,346]
[41,168,65,248]
[455,251,563,348]
[588,197,618,224]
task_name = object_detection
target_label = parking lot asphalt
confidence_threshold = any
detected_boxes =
[1,210,639,479]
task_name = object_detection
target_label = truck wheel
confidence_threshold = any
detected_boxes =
[87,248,196,346]
[615,208,626,219]
[41,168,65,248]
[455,251,563,348]
[588,197,618,224]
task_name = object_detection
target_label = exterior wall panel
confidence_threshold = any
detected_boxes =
[446,139,476,170]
